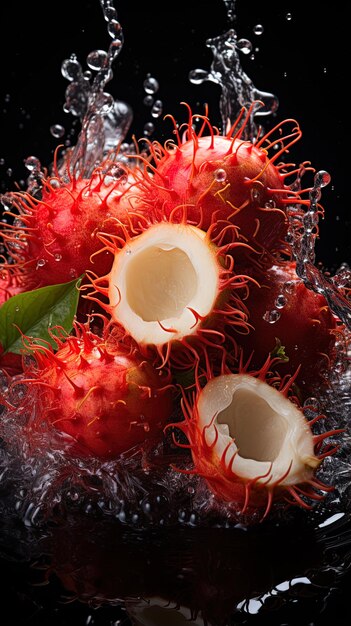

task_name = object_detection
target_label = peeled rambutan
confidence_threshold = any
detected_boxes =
[87,219,252,367]
[20,322,174,460]
[236,260,340,396]
[0,164,148,290]
[137,103,312,265]
[167,358,340,521]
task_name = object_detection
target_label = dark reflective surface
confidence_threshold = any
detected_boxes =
[1,507,351,625]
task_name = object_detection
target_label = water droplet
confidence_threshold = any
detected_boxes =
[143,95,154,107]
[286,12,292,21]
[36,259,46,269]
[1,195,13,211]
[50,124,65,139]
[0,158,5,165]
[253,24,264,36]
[54,253,62,262]
[143,75,159,95]
[189,68,209,85]
[275,294,286,309]
[143,122,155,137]
[61,55,82,82]
[151,99,163,118]
[237,38,253,55]
[323,67,327,74]
[251,187,260,202]
[263,309,281,323]
[86,49,108,71]
[15,306,20,312]
[107,20,122,40]
[314,170,331,188]
[283,71,288,78]
[24,156,41,172]
[6,168,12,177]
[214,168,227,183]
[265,199,276,208]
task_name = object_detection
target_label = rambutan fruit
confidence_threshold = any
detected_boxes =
[0,164,148,290]
[138,103,313,266]
[20,322,174,460]
[168,358,340,521]
[88,219,252,367]
[236,261,339,396]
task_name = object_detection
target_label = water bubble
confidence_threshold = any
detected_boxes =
[86,49,108,71]
[263,309,281,323]
[107,20,122,40]
[286,12,292,21]
[24,156,41,172]
[143,75,159,94]
[103,6,117,22]
[275,294,286,309]
[214,168,227,183]
[314,170,331,188]
[143,95,154,107]
[61,55,82,82]
[189,68,209,85]
[0,158,4,165]
[253,24,264,35]
[50,124,65,139]
[1,195,13,211]
[54,253,62,262]
[237,38,253,55]
[36,259,46,269]
[143,122,155,137]
[6,168,12,177]
[151,99,163,118]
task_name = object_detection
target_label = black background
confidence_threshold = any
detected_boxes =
[0,0,349,270]
[0,1,350,625]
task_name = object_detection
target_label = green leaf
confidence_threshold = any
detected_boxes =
[270,337,289,363]
[0,276,83,354]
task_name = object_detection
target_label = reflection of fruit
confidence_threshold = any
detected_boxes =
[23,322,174,459]
[169,362,339,520]
[237,261,339,396]
[47,514,323,625]
[0,167,146,289]
[141,105,309,265]
[89,220,251,367]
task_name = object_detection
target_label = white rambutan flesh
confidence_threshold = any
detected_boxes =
[108,222,220,346]
[198,374,318,487]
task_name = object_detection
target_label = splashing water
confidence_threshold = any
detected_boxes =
[189,28,278,138]
[60,0,132,178]
[0,0,350,535]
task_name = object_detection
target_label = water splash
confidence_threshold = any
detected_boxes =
[189,28,278,137]
[60,0,132,178]
[288,170,351,330]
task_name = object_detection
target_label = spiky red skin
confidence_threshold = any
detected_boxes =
[237,262,338,396]
[150,136,291,260]
[2,174,147,290]
[27,331,174,459]
[0,272,24,375]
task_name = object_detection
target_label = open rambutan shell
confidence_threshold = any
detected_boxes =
[168,359,341,521]
[88,219,253,367]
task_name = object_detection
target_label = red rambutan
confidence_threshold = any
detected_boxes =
[19,322,175,460]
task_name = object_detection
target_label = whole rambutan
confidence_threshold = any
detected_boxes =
[167,357,340,521]
[0,163,148,290]
[235,261,340,396]
[135,103,314,267]
[19,322,174,460]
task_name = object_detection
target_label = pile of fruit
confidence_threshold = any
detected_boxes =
[0,105,345,522]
